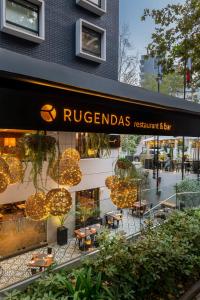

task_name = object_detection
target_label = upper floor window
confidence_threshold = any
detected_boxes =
[0,0,45,43]
[76,0,106,16]
[76,19,106,63]
[6,0,39,35]
[87,0,101,7]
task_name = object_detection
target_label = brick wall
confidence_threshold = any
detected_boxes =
[0,0,119,80]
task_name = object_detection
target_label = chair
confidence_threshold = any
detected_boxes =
[47,247,53,255]
[105,215,114,228]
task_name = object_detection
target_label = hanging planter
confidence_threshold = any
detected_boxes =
[19,132,58,189]
[116,158,133,170]
[114,158,136,179]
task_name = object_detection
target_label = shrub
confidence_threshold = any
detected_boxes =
[5,209,200,300]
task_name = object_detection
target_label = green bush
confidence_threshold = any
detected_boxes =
[176,179,200,208]
[5,209,200,300]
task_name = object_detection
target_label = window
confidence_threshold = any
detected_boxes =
[82,26,101,57]
[76,133,99,158]
[76,0,106,16]
[86,0,101,8]
[75,188,100,228]
[1,0,45,43]
[76,19,106,63]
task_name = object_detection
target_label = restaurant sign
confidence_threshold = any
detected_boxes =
[0,80,199,136]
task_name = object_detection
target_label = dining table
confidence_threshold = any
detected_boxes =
[27,253,54,273]
[74,223,101,250]
[105,211,123,228]
[130,200,147,216]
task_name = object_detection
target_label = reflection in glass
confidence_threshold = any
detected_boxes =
[6,0,39,35]
[82,26,101,57]
[87,0,101,7]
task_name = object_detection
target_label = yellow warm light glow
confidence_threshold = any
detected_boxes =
[4,138,16,147]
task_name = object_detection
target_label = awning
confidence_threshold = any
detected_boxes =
[0,48,200,136]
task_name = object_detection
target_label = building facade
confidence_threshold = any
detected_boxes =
[0,0,119,254]
[0,0,119,80]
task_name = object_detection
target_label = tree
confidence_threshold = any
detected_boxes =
[118,24,139,85]
[121,135,141,155]
[142,0,200,87]
[141,71,184,96]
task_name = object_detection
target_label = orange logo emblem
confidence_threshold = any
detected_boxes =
[40,104,57,122]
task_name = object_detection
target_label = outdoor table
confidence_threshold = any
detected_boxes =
[27,253,54,273]
[105,211,123,228]
[130,201,147,216]
[74,223,101,250]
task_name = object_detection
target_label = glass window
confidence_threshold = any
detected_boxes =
[76,188,100,228]
[82,26,101,57]
[87,0,101,7]
[76,133,100,159]
[6,0,39,35]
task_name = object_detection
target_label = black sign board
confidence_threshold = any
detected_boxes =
[0,78,200,136]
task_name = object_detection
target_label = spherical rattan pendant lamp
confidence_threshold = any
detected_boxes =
[49,157,82,187]
[5,156,24,184]
[46,188,72,216]
[110,179,138,209]
[61,148,80,162]
[105,175,120,190]
[25,192,50,221]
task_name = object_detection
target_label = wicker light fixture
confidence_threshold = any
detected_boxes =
[61,148,80,162]
[0,157,10,174]
[110,179,138,209]
[0,157,10,192]
[5,156,24,184]
[46,188,72,216]
[0,173,9,193]
[49,157,82,186]
[25,192,50,221]
[105,175,119,190]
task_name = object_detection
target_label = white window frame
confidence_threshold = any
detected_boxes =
[76,18,106,63]
[76,0,106,16]
[0,0,45,43]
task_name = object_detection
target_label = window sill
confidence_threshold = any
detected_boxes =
[1,24,44,43]
[76,0,106,16]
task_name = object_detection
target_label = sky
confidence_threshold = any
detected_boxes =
[119,0,185,56]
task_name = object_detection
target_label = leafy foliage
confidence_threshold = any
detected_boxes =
[142,0,200,87]
[176,179,200,208]
[141,72,184,96]
[120,135,141,155]
[5,210,200,300]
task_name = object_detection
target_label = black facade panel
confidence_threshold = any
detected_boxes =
[0,0,119,80]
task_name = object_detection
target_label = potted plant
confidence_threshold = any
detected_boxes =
[56,215,69,246]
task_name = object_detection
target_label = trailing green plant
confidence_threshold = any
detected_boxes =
[19,132,58,189]
[5,209,200,300]
[84,133,111,158]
